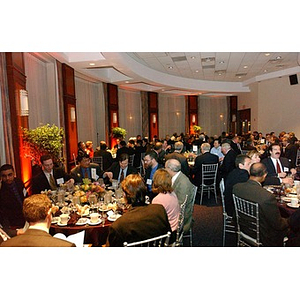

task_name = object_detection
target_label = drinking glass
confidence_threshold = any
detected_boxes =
[89,194,97,213]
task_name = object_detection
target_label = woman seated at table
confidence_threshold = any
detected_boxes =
[106,174,171,247]
[151,169,180,236]
[247,149,261,165]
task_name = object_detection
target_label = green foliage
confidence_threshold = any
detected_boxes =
[193,125,202,133]
[22,124,64,165]
[112,127,127,138]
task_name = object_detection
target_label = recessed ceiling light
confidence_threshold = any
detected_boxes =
[125,81,129,83]
[195,70,199,73]
[276,56,282,60]
[265,53,270,56]
[263,69,267,73]
[89,63,95,66]
[219,61,225,64]
[191,56,195,59]
[168,66,173,69]
[243,65,248,69]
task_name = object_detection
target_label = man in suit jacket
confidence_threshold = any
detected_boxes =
[1,194,75,247]
[233,163,289,246]
[106,174,171,246]
[93,141,114,171]
[70,153,105,184]
[104,153,138,185]
[191,143,219,187]
[165,141,190,177]
[281,136,298,168]
[219,141,237,182]
[143,151,163,200]
[31,154,74,194]
[230,136,242,155]
[261,143,296,186]
[224,154,251,216]
[165,159,196,234]
[0,164,27,228]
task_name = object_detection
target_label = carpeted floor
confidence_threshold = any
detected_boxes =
[185,192,237,247]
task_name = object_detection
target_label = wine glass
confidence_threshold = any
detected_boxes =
[101,212,107,227]
[89,194,97,213]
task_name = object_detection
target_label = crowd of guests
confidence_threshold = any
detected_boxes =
[1,129,300,246]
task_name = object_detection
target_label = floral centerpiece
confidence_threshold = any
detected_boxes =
[111,127,127,139]
[192,125,202,135]
[73,178,105,203]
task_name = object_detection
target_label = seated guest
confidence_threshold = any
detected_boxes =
[261,143,296,186]
[1,194,75,247]
[152,169,180,235]
[94,141,114,171]
[210,139,224,162]
[247,149,261,164]
[219,141,237,182]
[231,136,242,155]
[116,140,135,161]
[165,159,196,234]
[104,153,138,185]
[233,163,289,246]
[85,141,94,158]
[143,151,163,200]
[106,174,171,247]
[77,141,86,157]
[70,153,105,184]
[224,154,252,217]
[281,136,298,168]
[191,142,219,187]
[0,210,22,244]
[165,141,190,177]
[286,208,300,246]
[153,141,166,165]
[0,164,27,228]
[31,154,74,194]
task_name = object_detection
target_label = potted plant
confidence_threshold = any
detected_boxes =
[22,124,65,166]
[111,127,127,139]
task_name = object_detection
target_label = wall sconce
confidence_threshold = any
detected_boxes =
[152,114,156,124]
[192,114,196,123]
[20,89,29,116]
[113,112,117,124]
[70,107,76,122]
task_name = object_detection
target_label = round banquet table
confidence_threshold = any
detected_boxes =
[277,201,299,218]
[50,218,113,247]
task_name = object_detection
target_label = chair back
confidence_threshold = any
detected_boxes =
[92,156,103,170]
[296,149,300,166]
[232,194,261,246]
[128,154,135,166]
[123,231,171,247]
[219,178,226,215]
[201,163,218,185]
[174,195,188,246]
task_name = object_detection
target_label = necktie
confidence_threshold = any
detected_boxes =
[276,160,282,174]
[84,169,89,178]
[120,169,124,183]
[49,174,57,190]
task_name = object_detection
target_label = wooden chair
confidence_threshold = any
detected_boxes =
[219,179,236,246]
[123,232,171,247]
[232,194,262,247]
[198,163,218,205]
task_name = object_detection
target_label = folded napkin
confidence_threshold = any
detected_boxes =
[67,212,81,226]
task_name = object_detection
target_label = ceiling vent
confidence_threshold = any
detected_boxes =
[171,56,187,62]
[235,73,247,77]
[203,65,215,69]
[201,57,215,63]
[269,58,283,64]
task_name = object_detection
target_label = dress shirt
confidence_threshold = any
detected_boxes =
[148,165,158,192]
[171,171,181,185]
[210,146,224,159]
[118,167,128,183]
[270,157,284,173]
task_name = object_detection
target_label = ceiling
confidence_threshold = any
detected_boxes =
[51,52,300,96]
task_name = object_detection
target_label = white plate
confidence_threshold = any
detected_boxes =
[51,217,60,224]
[282,197,292,202]
[75,218,88,226]
[287,203,299,209]
[108,214,121,222]
[87,219,102,226]
[57,221,68,226]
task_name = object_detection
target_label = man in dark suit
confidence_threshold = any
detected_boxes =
[219,141,237,182]
[70,153,105,184]
[0,164,26,229]
[143,151,163,200]
[281,136,298,168]
[165,141,190,177]
[1,194,75,247]
[230,136,242,155]
[94,141,114,171]
[104,153,138,185]
[31,154,74,194]
[116,140,135,161]
[233,163,289,246]
[224,154,251,217]
[191,143,219,187]
[261,143,296,186]
[106,174,171,247]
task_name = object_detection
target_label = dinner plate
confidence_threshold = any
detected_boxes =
[76,218,88,226]
[108,214,121,222]
[287,203,299,209]
[281,197,292,202]
[99,207,110,212]
[51,217,60,224]
[87,219,102,226]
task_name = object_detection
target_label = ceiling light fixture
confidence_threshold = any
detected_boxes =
[89,63,96,66]
[276,56,282,60]
[195,70,199,73]
[243,65,248,69]
[191,56,195,59]
[265,53,270,56]
[168,66,173,69]
[219,61,225,64]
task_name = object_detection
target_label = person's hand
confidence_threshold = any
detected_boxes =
[282,177,294,186]
[291,168,297,175]
[16,229,25,235]
[278,172,287,178]
[104,172,113,180]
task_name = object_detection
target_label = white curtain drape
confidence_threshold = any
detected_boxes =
[158,94,186,139]
[75,77,105,147]
[24,53,59,129]
[198,96,228,137]
[118,89,142,140]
